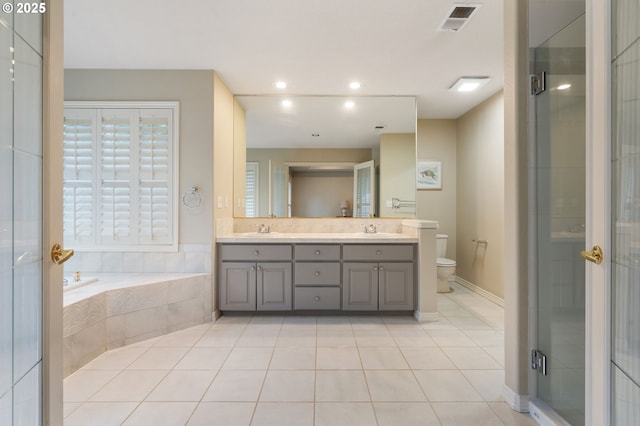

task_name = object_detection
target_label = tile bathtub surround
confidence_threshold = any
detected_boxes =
[63,282,537,426]
[63,273,212,377]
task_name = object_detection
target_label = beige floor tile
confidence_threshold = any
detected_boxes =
[353,328,397,347]
[174,346,231,370]
[63,370,120,403]
[388,327,438,347]
[316,347,362,369]
[122,401,197,426]
[259,370,315,402]
[315,402,377,426]
[440,347,503,370]
[195,325,244,347]
[63,402,138,426]
[63,402,82,419]
[222,346,274,370]
[374,402,442,426]
[483,346,505,366]
[414,370,483,402]
[400,347,456,370]
[463,330,505,347]
[461,370,505,401]
[276,327,317,347]
[202,370,266,402]
[269,347,316,370]
[358,346,409,369]
[316,326,356,347]
[81,346,147,371]
[428,329,477,347]
[315,370,370,402]
[488,402,539,425]
[126,347,189,370]
[431,402,504,425]
[365,370,426,402]
[187,402,255,426]
[89,370,168,402]
[251,402,314,426]
[146,370,217,401]
[152,323,211,347]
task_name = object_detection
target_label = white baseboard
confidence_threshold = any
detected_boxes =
[529,399,571,426]
[414,310,440,322]
[502,384,529,412]
[455,276,505,307]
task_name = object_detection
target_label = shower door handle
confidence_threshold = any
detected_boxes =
[51,244,74,265]
[580,245,603,265]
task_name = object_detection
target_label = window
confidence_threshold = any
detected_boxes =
[63,102,179,251]
[245,162,259,217]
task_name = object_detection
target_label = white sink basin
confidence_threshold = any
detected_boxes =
[352,232,402,238]
[238,232,283,237]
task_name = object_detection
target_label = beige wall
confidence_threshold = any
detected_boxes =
[233,99,247,216]
[379,133,416,217]
[246,148,372,217]
[456,91,505,298]
[64,69,215,245]
[213,73,236,220]
[291,172,354,217]
[416,120,457,259]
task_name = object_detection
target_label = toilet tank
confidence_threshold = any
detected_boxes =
[436,234,447,258]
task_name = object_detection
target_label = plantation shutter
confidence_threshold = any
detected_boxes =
[63,102,178,251]
[245,162,259,217]
[63,109,97,245]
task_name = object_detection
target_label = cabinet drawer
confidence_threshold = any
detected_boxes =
[295,287,340,310]
[219,244,292,261]
[342,244,414,261]
[295,262,341,285]
[295,244,340,260]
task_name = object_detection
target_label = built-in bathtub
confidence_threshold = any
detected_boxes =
[63,272,212,377]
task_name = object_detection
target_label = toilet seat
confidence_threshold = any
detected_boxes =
[437,257,456,267]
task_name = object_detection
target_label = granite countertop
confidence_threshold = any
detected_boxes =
[215,232,419,243]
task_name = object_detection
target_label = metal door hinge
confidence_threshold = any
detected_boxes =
[531,349,548,375]
[531,72,546,95]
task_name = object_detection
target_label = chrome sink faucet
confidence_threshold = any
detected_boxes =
[257,223,271,233]
[364,224,377,233]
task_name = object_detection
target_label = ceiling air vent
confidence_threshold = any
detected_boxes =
[439,4,480,32]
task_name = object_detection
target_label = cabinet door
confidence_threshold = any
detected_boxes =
[343,262,378,310]
[219,262,256,311]
[257,262,292,311]
[378,262,414,310]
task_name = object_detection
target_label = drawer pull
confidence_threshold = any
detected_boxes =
[379,266,384,271]
[256,266,262,271]
[314,271,320,276]
[376,250,381,255]
[254,250,259,256]
[373,266,378,271]
[251,266,256,271]
[315,250,321,255]
[314,296,321,301]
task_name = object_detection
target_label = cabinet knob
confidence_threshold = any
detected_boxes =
[373,266,378,271]
[379,266,384,271]
[315,250,321,255]
[251,266,256,271]
[314,296,321,301]
[314,271,320,276]
[256,266,262,271]
[376,250,381,255]
[254,250,259,256]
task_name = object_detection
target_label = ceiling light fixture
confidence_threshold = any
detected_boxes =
[349,81,361,90]
[281,99,293,107]
[344,101,355,109]
[274,81,287,89]
[557,83,571,90]
[449,76,490,92]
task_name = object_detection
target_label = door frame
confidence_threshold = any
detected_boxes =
[584,0,611,424]
[43,1,64,425]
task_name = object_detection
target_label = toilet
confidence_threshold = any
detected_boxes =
[436,234,456,293]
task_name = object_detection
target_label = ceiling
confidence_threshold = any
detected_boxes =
[64,0,505,120]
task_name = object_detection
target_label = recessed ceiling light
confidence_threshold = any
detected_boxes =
[344,101,355,109]
[349,81,361,90]
[450,77,490,92]
[557,83,571,90]
[281,99,293,107]
[274,81,287,89]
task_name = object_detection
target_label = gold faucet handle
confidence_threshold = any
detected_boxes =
[51,243,74,265]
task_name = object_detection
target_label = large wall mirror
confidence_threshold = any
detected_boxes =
[233,95,417,218]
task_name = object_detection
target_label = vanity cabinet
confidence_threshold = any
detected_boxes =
[218,245,292,311]
[217,242,415,313]
[342,245,415,311]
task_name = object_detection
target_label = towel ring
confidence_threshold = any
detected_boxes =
[182,186,202,208]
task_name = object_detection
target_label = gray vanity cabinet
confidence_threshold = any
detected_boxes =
[342,245,415,311]
[294,244,341,310]
[218,244,292,311]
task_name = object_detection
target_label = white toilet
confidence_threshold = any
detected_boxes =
[436,234,456,293]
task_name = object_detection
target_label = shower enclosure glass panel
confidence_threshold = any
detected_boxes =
[0,11,44,426]
[534,14,586,425]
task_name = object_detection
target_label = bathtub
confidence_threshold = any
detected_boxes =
[63,272,212,377]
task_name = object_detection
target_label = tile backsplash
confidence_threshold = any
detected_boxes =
[63,244,212,274]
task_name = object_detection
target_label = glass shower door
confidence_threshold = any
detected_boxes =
[533,14,586,425]
[0,11,44,426]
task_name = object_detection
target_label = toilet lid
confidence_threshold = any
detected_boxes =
[437,257,456,266]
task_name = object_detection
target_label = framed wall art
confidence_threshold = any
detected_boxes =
[417,160,442,190]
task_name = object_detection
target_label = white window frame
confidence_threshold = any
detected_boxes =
[245,161,259,217]
[63,101,179,252]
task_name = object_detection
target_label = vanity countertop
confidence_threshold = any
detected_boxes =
[216,232,419,243]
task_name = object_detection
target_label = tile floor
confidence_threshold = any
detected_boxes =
[63,282,537,425]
